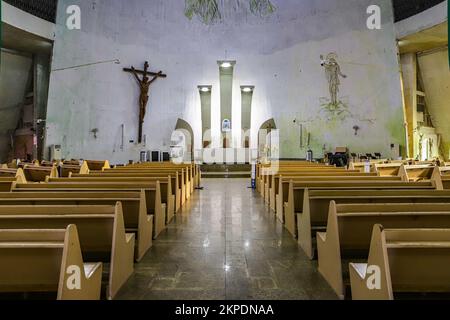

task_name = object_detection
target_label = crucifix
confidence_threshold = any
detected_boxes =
[123,61,167,143]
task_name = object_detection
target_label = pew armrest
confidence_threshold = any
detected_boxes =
[350,263,367,279]
[125,233,135,244]
[317,232,326,242]
[84,262,102,279]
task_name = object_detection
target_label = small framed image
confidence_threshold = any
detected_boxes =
[222,119,231,132]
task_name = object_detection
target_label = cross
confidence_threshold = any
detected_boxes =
[123,61,167,143]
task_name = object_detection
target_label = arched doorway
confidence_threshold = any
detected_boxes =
[258,118,277,160]
[172,119,194,162]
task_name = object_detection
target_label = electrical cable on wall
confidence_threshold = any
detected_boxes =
[52,59,121,72]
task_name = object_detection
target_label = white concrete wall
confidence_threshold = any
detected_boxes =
[46,0,405,162]
[0,50,33,162]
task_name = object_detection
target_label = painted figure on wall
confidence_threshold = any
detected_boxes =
[320,53,347,106]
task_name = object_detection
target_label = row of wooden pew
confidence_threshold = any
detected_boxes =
[256,160,450,300]
[0,160,200,300]
[0,159,109,182]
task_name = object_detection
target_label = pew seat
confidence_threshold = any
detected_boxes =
[23,166,58,182]
[14,182,167,239]
[297,189,450,259]
[0,191,152,261]
[46,177,176,223]
[284,180,436,238]
[317,202,450,299]
[0,225,102,300]
[0,203,134,299]
[349,225,450,300]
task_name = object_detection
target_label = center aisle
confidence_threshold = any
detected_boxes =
[116,178,336,300]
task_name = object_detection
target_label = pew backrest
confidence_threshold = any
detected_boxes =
[0,225,102,300]
[349,225,450,300]
[0,203,134,299]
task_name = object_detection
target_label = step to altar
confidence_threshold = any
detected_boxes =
[201,164,251,178]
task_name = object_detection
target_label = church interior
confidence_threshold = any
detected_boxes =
[0,0,450,303]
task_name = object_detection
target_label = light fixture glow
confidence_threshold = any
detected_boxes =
[199,86,211,93]
[221,62,232,68]
[242,87,253,93]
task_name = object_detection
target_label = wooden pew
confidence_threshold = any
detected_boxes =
[399,164,435,182]
[431,166,450,190]
[63,160,83,165]
[16,160,40,169]
[125,162,199,189]
[104,168,189,204]
[284,180,436,238]
[271,173,399,213]
[374,163,402,177]
[0,191,152,261]
[13,182,166,239]
[95,169,185,208]
[260,168,353,200]
[40,160,58,167]
[71,172,181,213]
[0,168,27,183]
[298,189,450,259]
[259,166,345,191]
[256,163,335,193]
[60,161,90,177]
[85,160,110,171]
[23,165,59,182]
[274,175,402,221]
[116,164,193,191]
[0,203,134,300]
[0,177,19,192]
[349,225,450,300]
[0,225,102,300]
[46,176,176,223]
[317,202,450,299]
[349,160,387,172]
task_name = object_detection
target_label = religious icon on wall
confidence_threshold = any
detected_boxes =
[320,53,347,106]
[123,61,167,143]
[222,119,231,132]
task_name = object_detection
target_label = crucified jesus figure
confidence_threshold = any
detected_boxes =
[126,61,165,143]
[130,62,162,124]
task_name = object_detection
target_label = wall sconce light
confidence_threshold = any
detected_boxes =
[241,86,255,93]
[198,85,212,93]
[353,125,360,136]
[218,60,236,69]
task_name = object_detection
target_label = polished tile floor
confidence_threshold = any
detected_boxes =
[116,178,337,300]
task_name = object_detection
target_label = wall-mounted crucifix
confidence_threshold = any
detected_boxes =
[123,61,167,143]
